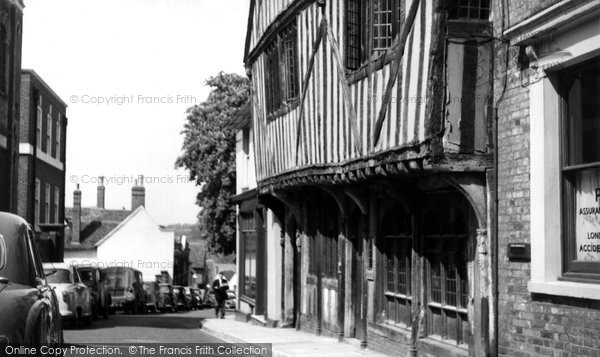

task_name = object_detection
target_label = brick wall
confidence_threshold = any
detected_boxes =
[495,1,600,355]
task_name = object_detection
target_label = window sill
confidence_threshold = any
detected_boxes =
[528,280,600,300]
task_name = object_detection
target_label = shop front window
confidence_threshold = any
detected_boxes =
[560,57,600,281]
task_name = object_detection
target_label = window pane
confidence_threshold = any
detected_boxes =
[372,0,393,52]
[430,257,442,303]
[346,0,361,70]
[566,66,600,165]
[572,168,600,262]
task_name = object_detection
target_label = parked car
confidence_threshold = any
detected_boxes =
[103,267,145,314]
[143,282,160,313]
[183,286,193,309]
[190,287,203,310]
[78,266,111,320]
[44,262,92,327]
[157,283,175,313]
[0,212,63,346]
[172,285,189,311]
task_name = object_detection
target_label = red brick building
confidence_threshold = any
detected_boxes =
[0,0,23,214]
[496,0,600,355]
[18,69,68,261]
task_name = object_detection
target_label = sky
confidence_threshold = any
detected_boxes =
[22,0,250,225]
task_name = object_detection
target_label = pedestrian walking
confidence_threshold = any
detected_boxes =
[212,272,229,319]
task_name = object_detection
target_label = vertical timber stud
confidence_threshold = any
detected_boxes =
[372,0,421,148]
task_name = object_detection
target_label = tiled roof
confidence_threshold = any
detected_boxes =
[64,207,132,249]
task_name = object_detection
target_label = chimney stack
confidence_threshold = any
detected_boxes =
[97,176,105,209]
[131,175,145,210]
[73,184,81,244]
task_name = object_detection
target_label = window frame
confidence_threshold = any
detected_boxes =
[559,57,600,282]
[36,95,42,149]
[0,24,8,96]
[45,183,50,223]
[34,179,40,228]
[54,186,59,224]
[240,212,257,301]
[55,112,61,160]
[46,104,52,154]
[263,21,299,119]
[345,0,402,71]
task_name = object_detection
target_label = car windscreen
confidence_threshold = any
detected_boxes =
[105,269,131,289]
[0,224,36,286]
[79,270,96,285]
[45,269,71,284]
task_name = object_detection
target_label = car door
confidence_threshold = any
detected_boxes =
[24,226,55,345]
[72,267,90,315]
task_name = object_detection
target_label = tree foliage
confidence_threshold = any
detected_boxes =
[176,72,250,254]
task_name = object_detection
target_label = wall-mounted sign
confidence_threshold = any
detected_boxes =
[575,169,600,261]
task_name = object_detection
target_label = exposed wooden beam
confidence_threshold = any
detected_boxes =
[325,24,362,156]
[372,0,421,148]
[295,17,327,166]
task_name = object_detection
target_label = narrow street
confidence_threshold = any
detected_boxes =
[64,309,224,345]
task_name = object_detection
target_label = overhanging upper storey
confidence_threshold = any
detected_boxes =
[244,0,493,192]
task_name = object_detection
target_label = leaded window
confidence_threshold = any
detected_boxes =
[345,0,401,70]
[449,0,490,20]
[381,203,412,327]
[240,213,257,300]
[264,22,298,116]
[425,200,470,347]
[372,0,394,52]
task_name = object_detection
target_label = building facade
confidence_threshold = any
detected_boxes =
[497,0,600,355]
[244,0,494,355]
[18,69,68,261]
[0,0,23,214]
[231,103,284,327]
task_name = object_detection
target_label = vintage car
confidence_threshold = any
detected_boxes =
[78,266,111,320]
[44,263,93,326]
[103,267,145,314]
[190,287,203,310]
[157,283,175,312]
[0,212,63,346]
[143,282,160,313]
[172,285,187,311]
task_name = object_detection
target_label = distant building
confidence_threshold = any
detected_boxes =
[18,69,68,261]
[0,0,24,214]
[64,179,175,282]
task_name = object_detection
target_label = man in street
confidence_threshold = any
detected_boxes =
[212,272,229,318]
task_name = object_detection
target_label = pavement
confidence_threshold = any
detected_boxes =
[200,315,389,357]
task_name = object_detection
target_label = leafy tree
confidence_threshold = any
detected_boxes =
[176,72,250,254]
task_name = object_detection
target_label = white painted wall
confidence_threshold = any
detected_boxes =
[96,208,174,282]
[235,127,257,194]
[266,210,282,322]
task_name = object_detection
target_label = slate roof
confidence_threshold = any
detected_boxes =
[64,207,132,249]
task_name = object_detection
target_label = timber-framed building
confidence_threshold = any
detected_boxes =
[241,0,495,355]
